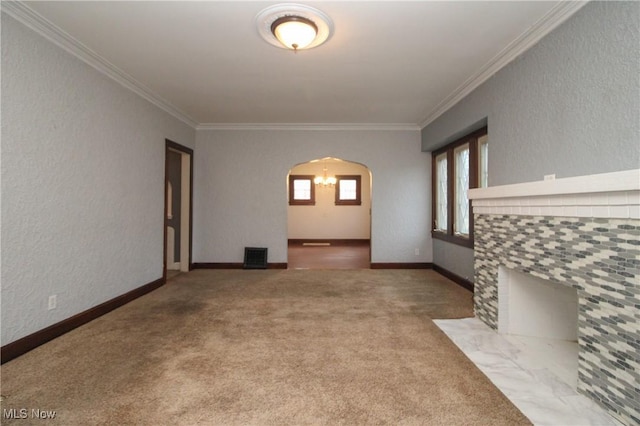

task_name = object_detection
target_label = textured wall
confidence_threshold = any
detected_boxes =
[1,14,195,345]
[432,240,474,282]
[422,1,639,183]
[193,129,430,264]
[474,214,640,425]
[288,160,371,240]
[421,1,640,279]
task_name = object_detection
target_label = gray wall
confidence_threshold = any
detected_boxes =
[422,1,640,280]
[193,129,431,265]
[433,239,475,282]
[1,14,195,345]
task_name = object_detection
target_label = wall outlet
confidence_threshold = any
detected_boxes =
[415,248,420,256]
[544,174,556,181]
[48,295,57,310]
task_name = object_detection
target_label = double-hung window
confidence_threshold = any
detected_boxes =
[431,127,487,247]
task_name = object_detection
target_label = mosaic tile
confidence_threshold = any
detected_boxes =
[474,214,640,425]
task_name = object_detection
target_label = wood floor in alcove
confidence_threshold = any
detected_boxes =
[287,242,370,269]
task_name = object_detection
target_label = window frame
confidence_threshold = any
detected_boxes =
[478,134,489,189]
[434,152,448,232]
[453,142,471,237]
[335,175,362,206]
[288,175,316,206]
[431,127,487,248]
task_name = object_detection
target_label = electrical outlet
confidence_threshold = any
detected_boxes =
[544,174,556,181]
[48,295,57,310]
[415,248,420,256]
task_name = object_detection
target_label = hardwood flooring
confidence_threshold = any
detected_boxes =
[287,241,370,269]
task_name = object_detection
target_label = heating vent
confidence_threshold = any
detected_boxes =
[243,247,268,269]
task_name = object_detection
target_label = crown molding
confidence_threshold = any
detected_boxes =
[419,0,589,129]
[196,123,421,132]
[2,1,199,129]
[3,0,587,133]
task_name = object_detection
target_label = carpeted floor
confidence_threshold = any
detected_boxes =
[1,269,531,425]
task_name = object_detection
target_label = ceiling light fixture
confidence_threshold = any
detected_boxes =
[271,16,317,51]
[256,4,333,52]
[314,165,337,187]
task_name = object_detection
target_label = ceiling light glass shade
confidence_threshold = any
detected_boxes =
[256,4,334,51]
[271,16,318,50]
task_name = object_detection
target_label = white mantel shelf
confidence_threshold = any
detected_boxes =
[469,169,640,219]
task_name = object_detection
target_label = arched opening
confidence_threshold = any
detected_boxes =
[287,157,372,269]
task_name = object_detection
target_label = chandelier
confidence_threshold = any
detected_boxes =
[315,166,336,187]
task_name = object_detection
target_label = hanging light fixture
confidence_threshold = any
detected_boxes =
[315,165,337,187]
[256,4,333,52]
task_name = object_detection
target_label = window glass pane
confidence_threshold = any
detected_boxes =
[435,152,448,232]
[478,135,488,188]
[339,179,357,200]
[454,144,469,236]
[293,179,311,200]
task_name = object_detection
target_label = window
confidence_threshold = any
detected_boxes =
[454,143,470,236]
[434,153,448,232]
[478,134,488,188]
[335,175,361,205]
[289,175,315,205]
[431,127,487,247]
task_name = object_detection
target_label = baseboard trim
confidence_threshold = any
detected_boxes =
[370,262,433,269]
[1,277,165,364]
[433,264,474,292]
[288,239,370,246]
[193,262,243,269]
[192,263,287,270]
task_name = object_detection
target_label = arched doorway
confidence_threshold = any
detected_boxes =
[287,157,372,269]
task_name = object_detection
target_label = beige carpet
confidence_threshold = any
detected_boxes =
[1,269,531,425]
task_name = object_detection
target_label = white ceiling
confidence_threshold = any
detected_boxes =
[17,1,585,129]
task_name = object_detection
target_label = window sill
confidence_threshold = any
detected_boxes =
[431,231,473,248]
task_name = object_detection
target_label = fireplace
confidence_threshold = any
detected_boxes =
[468,169,640,425]
[498,266,578,341]
[498,266,579,387]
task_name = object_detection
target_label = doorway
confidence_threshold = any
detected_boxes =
[164,140,193,279]
[286,157,372,269]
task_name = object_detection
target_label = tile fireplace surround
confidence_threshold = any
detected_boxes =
[468,169,639,425]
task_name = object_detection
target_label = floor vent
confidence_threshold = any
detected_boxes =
[244,247,268,269]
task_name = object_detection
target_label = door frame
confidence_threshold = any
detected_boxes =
[163,139,194,280]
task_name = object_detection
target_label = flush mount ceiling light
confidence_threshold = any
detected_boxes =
[256,3,334,51]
